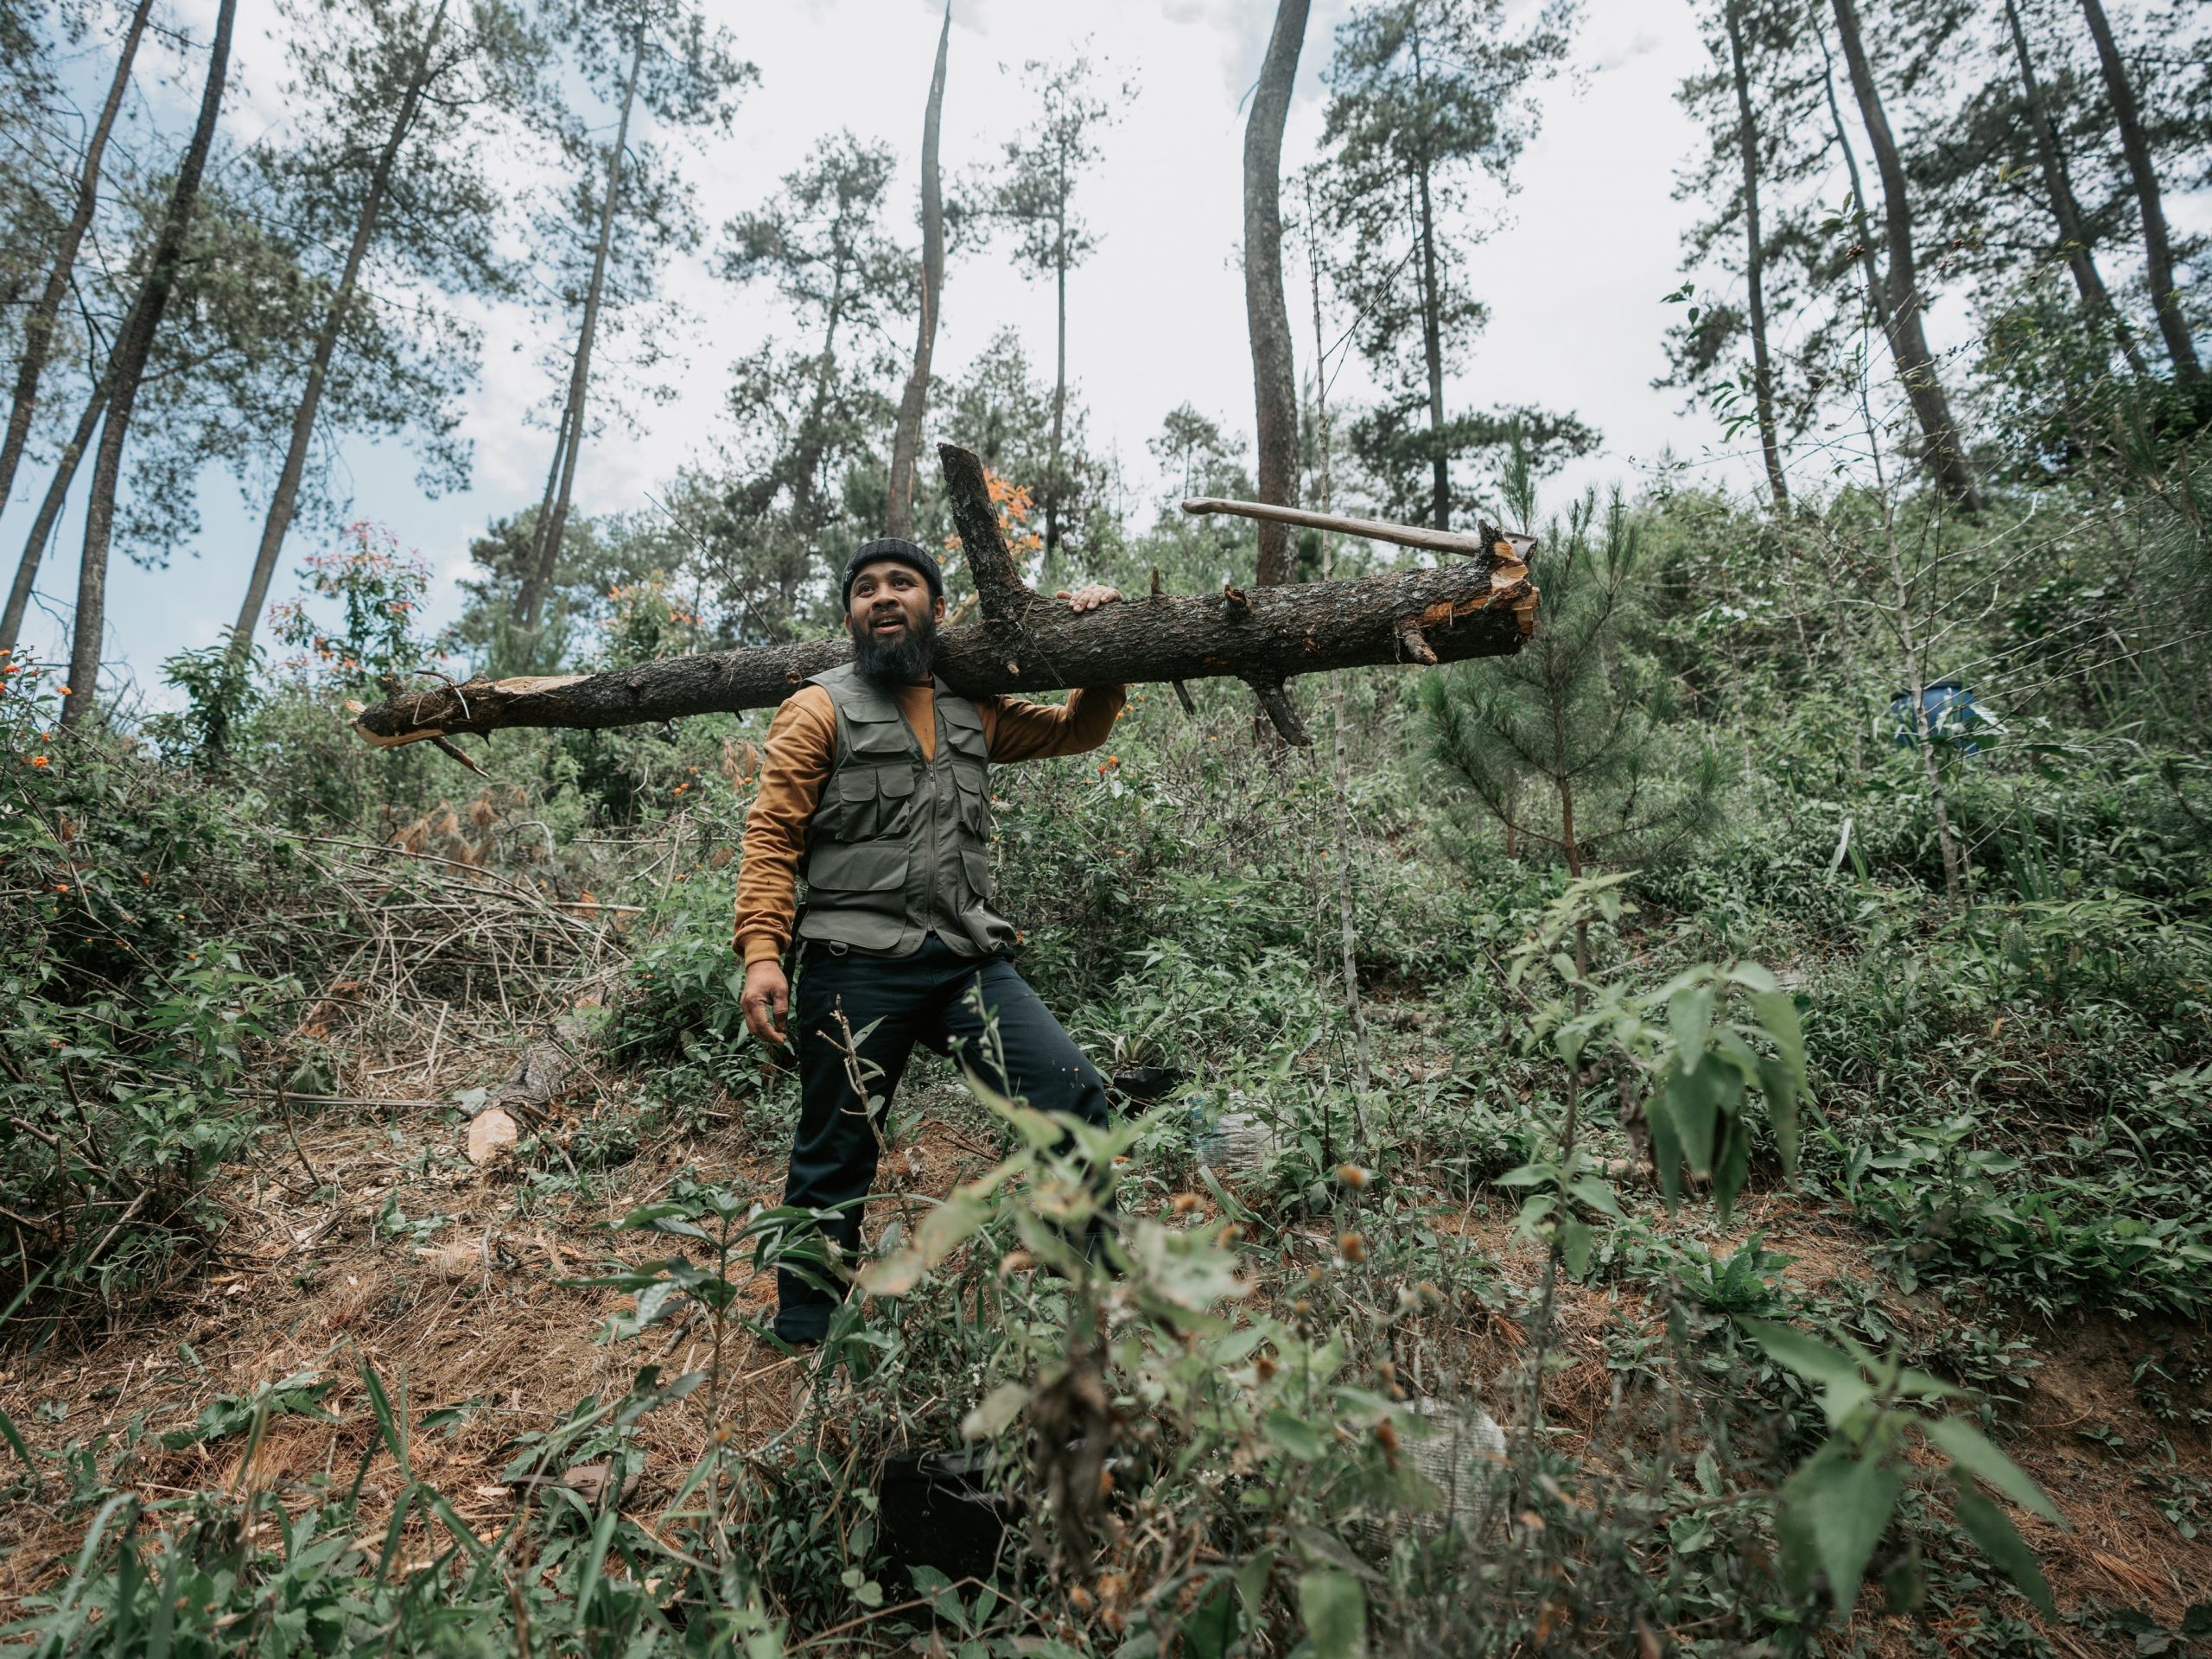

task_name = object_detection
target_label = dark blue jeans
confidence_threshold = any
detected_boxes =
[773,935,1111,1343]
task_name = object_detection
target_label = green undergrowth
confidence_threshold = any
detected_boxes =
[4,480,2212,1654]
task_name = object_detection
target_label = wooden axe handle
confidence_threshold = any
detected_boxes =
[1181,496,1534,562]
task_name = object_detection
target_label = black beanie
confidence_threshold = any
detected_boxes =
[842,538,944,607]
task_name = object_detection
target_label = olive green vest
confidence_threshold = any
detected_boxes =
[797,664,1014,957]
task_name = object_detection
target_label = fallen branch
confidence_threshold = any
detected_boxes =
[350,443,1537,752]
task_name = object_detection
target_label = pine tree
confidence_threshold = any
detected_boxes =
[1422,435,1720,873]
[1243,0,1310,585]
[708,131,911,639]
[60,0,236,729]
[957,50,1134,556]
[0,0,151,568]
[512,0,753,639]
[1663,0,1815,511]
[1317,0,1580,531]
[1898,0,2146,383]
[1822,0,1984,508]
[228,0,542,658]
[886,4,950,543]
[2078,0,2200,381]
[719,131,910,557]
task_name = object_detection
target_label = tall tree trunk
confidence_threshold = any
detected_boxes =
[1828,0,1982,511]
[1811,3,1889,328]
[2078,0,2200,382]
[232,0,450,658]
[1244,0,1308,585]
[886,3,950,543]
[60,0,236,729]
[1410,28,1451,532]
[1725,0,1789,510]
[516,21,644,632]
[0,0,151,525]
[1046,196,1067,556]
[2002,0,2143,374]
[0,366,109,653]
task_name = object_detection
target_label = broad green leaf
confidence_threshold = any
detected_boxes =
[1643,1086,1684,1211]
[1892,1364,1961,1403]
[1669,1061,1719,1176]
[1742,1321,1872,1428]
[1669,983,1715,1060]
[915,1192,991,1262]
[1184,1577,1243,1659]
[1235,1545,1277,1617]
[856,1192,991,1297]
[1952,1483,2054,1613]
[1924,1418,2062,1524]
[1566,1174,1624,1217]
[1728,962,1780,994]
[1296,1568,1369,1659]
[614,1202,711,1240]
[1787,1450,1900,1614]
[1265,1408,1326,1461]
[1758,1054,1801,1173]
[854,1248,926,1298]
[1558,1217,1593,1279]
[1713,1117,1751,1223]
[960,1382,1030,1442]
[0,1405,40,1496]
[1750,989,1805,1076]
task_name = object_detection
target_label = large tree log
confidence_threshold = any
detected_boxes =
[353,442,1536,753]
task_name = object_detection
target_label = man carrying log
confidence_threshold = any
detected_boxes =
[734,536,1126,1347]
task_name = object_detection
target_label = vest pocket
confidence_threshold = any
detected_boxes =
[942,704,988,761]
[876,765,918,836]
[960,849,993,901]
[844,707,911,759]
[809,840,910,893]
[952,771,989,836]
[823,768,878,839]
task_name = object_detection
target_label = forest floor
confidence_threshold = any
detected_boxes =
[3,1001,2206,1652]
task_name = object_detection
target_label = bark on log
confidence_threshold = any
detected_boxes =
[352,442,1536,753]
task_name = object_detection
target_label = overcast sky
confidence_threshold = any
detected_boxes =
[8,0,1780,700]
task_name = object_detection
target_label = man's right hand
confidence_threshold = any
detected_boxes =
[741,959,789,1046]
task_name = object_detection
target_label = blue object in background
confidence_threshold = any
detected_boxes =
[1890,680,1995,755]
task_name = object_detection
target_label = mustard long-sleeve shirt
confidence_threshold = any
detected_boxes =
[734,680,1125,966]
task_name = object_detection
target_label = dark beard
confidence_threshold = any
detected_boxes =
[849,610,937,685]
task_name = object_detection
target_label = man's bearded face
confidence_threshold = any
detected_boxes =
[847,560,941,684]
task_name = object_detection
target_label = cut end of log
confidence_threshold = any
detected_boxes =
[1478,522,1540,638]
